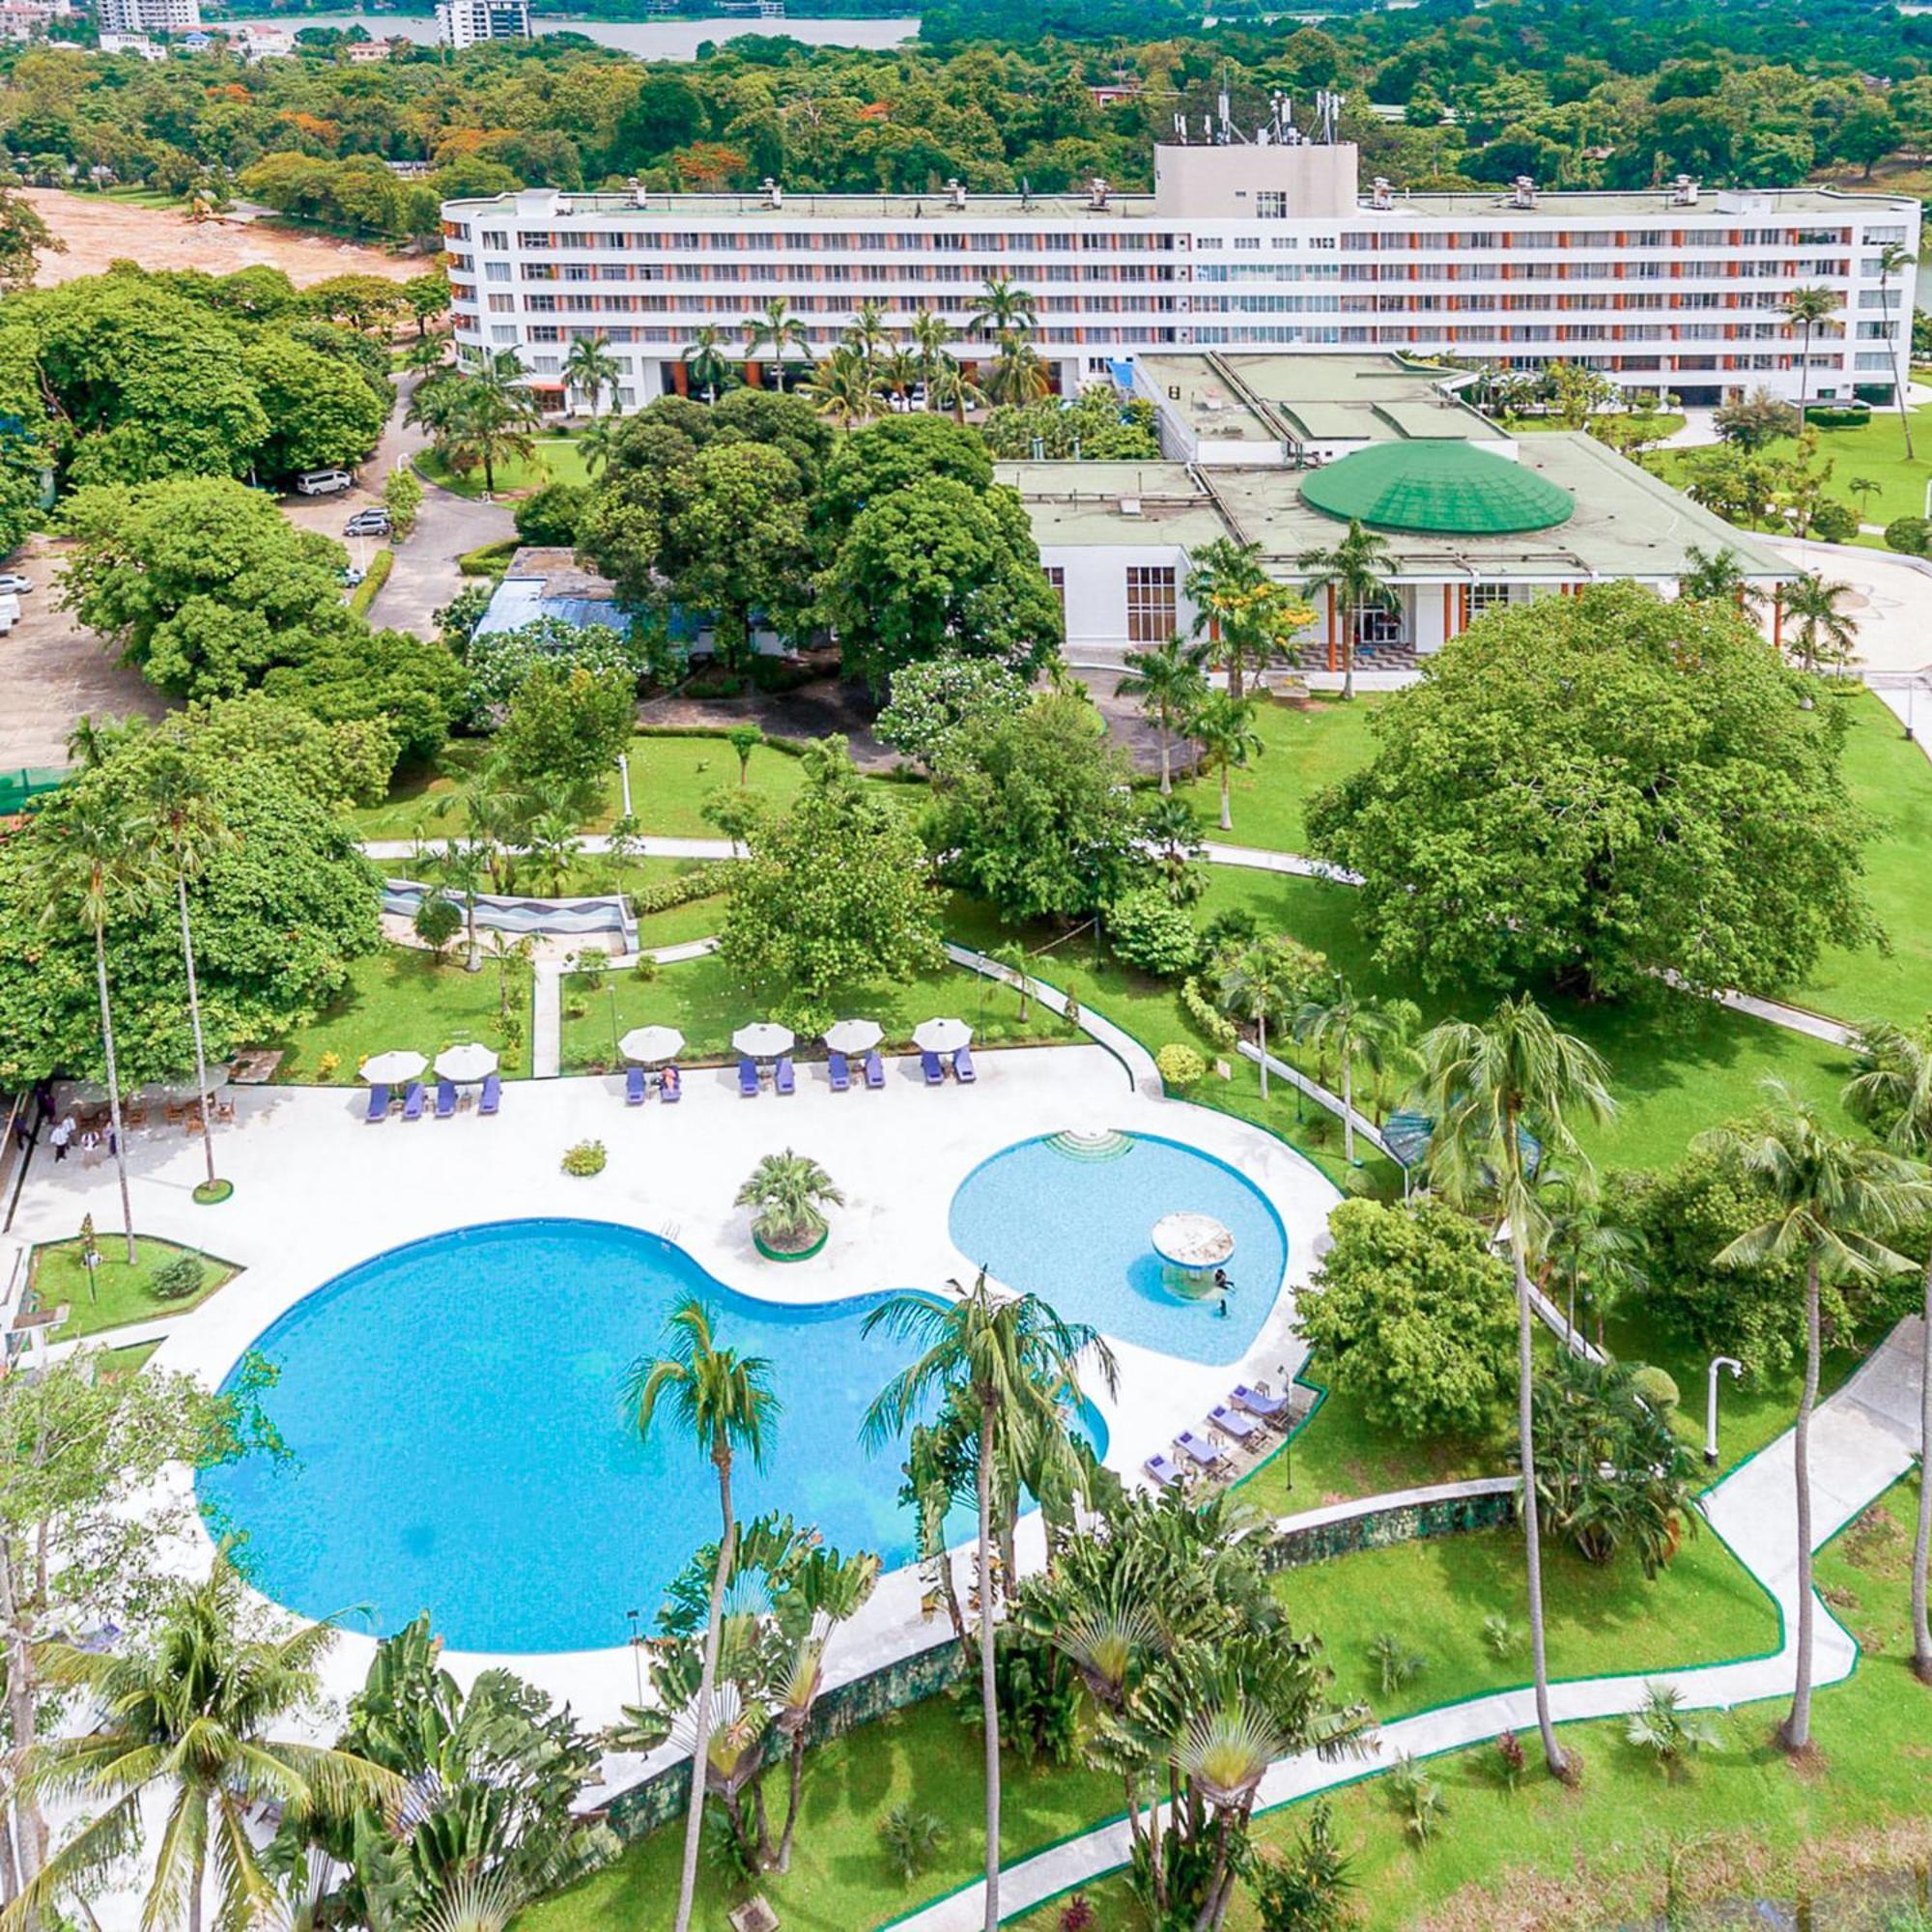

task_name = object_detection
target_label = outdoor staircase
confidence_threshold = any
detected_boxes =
[1043,1128,1135,1163]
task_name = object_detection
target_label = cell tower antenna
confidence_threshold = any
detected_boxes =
[1174,111,1188,144]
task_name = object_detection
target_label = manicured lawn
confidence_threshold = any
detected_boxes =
[346,744,486,843]
[416,432,593,499]
[97,1340,159,1380]
[557,946,1078,1074]
[270,947,532,1083]
[28,1236,239,1340]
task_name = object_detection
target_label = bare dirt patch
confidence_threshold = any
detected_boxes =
[23,190,418,287]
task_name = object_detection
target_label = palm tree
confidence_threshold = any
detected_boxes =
[1697,1087,1928,1748]
[402,329,448,376]
[1415,995,1615,1778]
[1186,689,1263,834]
[735,1149,843,1253]
[987,335,1049,407]
[425,351,541,497]
[744,295,811,384]
[1117,636,1208,793]
[844,297,891,374]
[36,789,148,1264]
[1780,285,1841,426]
[133,745,234,1198]
[909,309,953,407]
[563,334,623,417]
[681,326,733,404]
[1214,937,1297,1103]
[1848,475,1885,526]
[524,810,581,896]
[431,837,491,973]
[1185,536,1302,700]
[929,356,985,425]
[969,276,1038,340]
[1297,520,1397,701]
[1780,572,1859,684]
[862,1276,1117,1932]
[1293,982,1405,1166]
[876,345,921,411]
[799,344,879,428]
[625,1299,781,1932]
[1679,542,1767,617]
[1841,1022,1932,1685]
[4,1549,404,1932]
[1876,242,1917,457]
[579,412,623,478]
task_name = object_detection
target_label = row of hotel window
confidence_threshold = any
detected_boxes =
[1109,568,1507,643]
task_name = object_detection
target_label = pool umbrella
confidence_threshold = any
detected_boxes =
[913,1017,973,1055]
[618,1026,685,1065]
[731,1021,795,1060]
[435,1042,499,1085]
[823,1019,882,1056]
[359,1050,428,1087]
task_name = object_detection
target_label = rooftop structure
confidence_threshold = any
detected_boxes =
[472,549,622,639]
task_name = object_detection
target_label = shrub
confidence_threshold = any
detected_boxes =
[1806,499,1860,545]
[1482,1614,1524,1660]
[1058,1898,1096,1932]
[458,536,519,578]
[412,892,462,958]
[1802,403,1870,428]
[561,1139,607,1178]
[1631,1364,1681,1411]
[1369,1631,1426,1695]
[514,480,590,548]
[383,466,423,542]
[1492,1728,1526,1792]
[1155,1041,1208,1090]
[1624,1680,1722,1776]
[1180,976,1239,1049]
[1107,886,1202,978]
[1884,514,1931,554]
[1245,1800,1353,1932]
[629,862,731,917]
[151,1253,208,1302]
[629,955,659,982]
[878,1804,946,1886]
[573,947,609,981]
[1387,1755,1447,1843]
[315,1050,342,1081]
[346,547,393,619]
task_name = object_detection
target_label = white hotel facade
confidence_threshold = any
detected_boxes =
[442,141,1920,415]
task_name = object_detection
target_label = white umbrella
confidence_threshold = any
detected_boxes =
[913,1017,973,1055]
[434,1042,499,1084]
[823,1019,883,1056]
[359,1050,428,1086]
[618,1026,685,1065]
[731,1021,795,1060]
[144,1068,231,1104]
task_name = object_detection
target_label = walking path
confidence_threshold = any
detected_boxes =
[530,936,718,1079]
[891,1315,1927,1931]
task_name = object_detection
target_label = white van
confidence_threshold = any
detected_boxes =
[296,469,355,497]
[0,594,19,635]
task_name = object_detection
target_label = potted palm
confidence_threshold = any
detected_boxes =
[738,1150,842,1262]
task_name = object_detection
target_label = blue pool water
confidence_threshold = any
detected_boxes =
[948,1131,1288,1366]
[197,1220,1100,1655]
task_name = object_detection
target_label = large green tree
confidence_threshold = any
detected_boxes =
[1308,583,1876,999]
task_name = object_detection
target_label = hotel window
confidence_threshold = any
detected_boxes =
[1257,190,1288,218]
[1468,582,1510,615]
[1044,566,1065,621]
[1356,603,1405,644]
[1126,566,1177,643]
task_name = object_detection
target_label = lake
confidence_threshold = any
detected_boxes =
[261,12,919,54]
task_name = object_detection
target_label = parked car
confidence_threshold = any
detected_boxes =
[0,573,33,595]
[0,593,18,635]
[340,566,366,589]
[296,469,355,497]
[343,509,392,538]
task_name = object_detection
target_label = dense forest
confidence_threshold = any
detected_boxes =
[5,0,1932,239]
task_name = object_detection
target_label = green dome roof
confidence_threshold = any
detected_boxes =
[1300,440,1574,535]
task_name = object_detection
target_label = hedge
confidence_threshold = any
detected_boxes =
[629,862,732,916]
[458,537,520,579]
[347,548,392,619]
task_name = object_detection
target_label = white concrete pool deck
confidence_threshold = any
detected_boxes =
[10,1044,1338,1727]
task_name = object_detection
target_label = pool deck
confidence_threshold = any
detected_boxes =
[9,1045,1338,1731]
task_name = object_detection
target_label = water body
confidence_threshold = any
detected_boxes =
[264,12,918,54]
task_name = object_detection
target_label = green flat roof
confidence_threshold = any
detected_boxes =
[1302,440,1574,535]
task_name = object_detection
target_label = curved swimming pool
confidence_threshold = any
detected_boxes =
[197,1219,1094,1655]
[948,1130,1288,1365]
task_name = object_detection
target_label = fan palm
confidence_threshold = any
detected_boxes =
[862,1275,1117,1932]
[800,344,879,427]
[681,325,733,403]
[1779,284,1840,425]
[1844,1021,1932,1683]
[1415,995,1615,1778]
[625,1298,780,1932]
[563,334,622,417]
[735,1149,843,1251]
[1297,520,1397,701]
[1118,636,1208,793]
[4,1550,403,1932]
[1292,982,1405,1166]
[1696,1086,1927,1749]
[1186,689,1263,834]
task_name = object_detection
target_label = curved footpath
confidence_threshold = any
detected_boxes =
[888,1315,1927,1930]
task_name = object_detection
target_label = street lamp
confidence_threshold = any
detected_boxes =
[625,1607,644,1705]
[1705,1355,1744,1466]
[617,752,633,819]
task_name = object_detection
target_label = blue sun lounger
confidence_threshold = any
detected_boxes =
[827,1050,851,1092]
[1232,1383,1290,1421]
[434,1079,457,1120]
[1143,1452,1183,1490]
[921,1050,945,1086]
[1208,1404,1263,1447]
[775,1055,795,1095]
[952,1045,976,1084]
[625,1065,646,1106]
[363,1083,389,1123]
[400,1080,425,1122]
[478,1072,500,1116]
[864,1050,886,1090]
[738,1058,760,1097]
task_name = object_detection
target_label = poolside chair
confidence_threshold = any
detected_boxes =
[1174,1430,1229,1473]
[738,1058,760,1097]
[1143,1452,1184,1491]
[434,1079,457,1120]
[400,1080,425,1122]
[478,1072,501,1116]
[827,1049,851,1092]
[1232,1382,1291,1424]
[1208,1404,1264,1450]
[363,1083,390,1123]
[921,1049,945,1086]
[952,1045,976,1084]
[625,1066,646,1106]
[660,1065,682,1103]
[775,1055,796,1095]
[863,1050,886,1090]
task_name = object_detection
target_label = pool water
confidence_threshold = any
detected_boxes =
[197,1220,1079,1655]
[948,1131,1288,1366]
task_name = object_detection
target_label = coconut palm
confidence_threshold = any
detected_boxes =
[1292,982,1406,1166]
[743,295,811,384]
[1415,995,1616,1777]
[876,345,922,411]
[909,309,954,407]
[625,1299,781,1932]
[563,334,622,417]
[736,1149,843,1252]
[800,344,879,427]
[1781,572,1859,682]
[1842,1022,1932,1685]
[1538,1185,1647,1350]
[969,275,1038,340]
[984,332,1049,406]
[862,1276,1117,1932]
[430,836,491,973]
[1780,285,1841,425]
[1213,936,1300,1103]
[681,326,733,404]
[1695,1086,1928,1749]
[579,412,622,478]
[844,297,891,373]
[4,1549,403,1932]
[1848,475,1886,525]
[1679,542,1767,617]
[1297,520,1398,701]
[35,787,149,1264]
[1876,243,1917,457]
[403,329,448,376]
[1118,636,1208,794]
[929,356,985,425]
[1185,537,1308,699]
[1186,689,1263,834]
[418,351,540,497]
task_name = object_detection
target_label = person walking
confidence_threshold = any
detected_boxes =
[49,1115,74,1162]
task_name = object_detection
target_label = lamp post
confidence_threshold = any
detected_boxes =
[626,1607,644,1705]
[1705,1354,1744,1466]
[617,752,633,819]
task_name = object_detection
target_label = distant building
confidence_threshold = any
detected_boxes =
[345,34,399,60]
[97,26,162,54]
[434,0,529,47]
[225,19,292,55]
[0,0,75,39]
[98,0,199,32]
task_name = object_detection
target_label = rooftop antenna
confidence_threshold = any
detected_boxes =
[1173,111,1188,144]
[1315,88,1346,145]
[1216,62,1241,143]
[1020,176,1033,209]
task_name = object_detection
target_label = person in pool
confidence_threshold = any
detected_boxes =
[1214,1267,1235,1295]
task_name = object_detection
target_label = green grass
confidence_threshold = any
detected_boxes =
[27,1236,238,1339]
[557,945,1078,1074]
[97,1340,159,1380]
[270,947,532,1084]
[417,433,594,499]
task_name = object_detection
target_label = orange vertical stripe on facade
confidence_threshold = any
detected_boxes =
[1326,585,1337,672]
